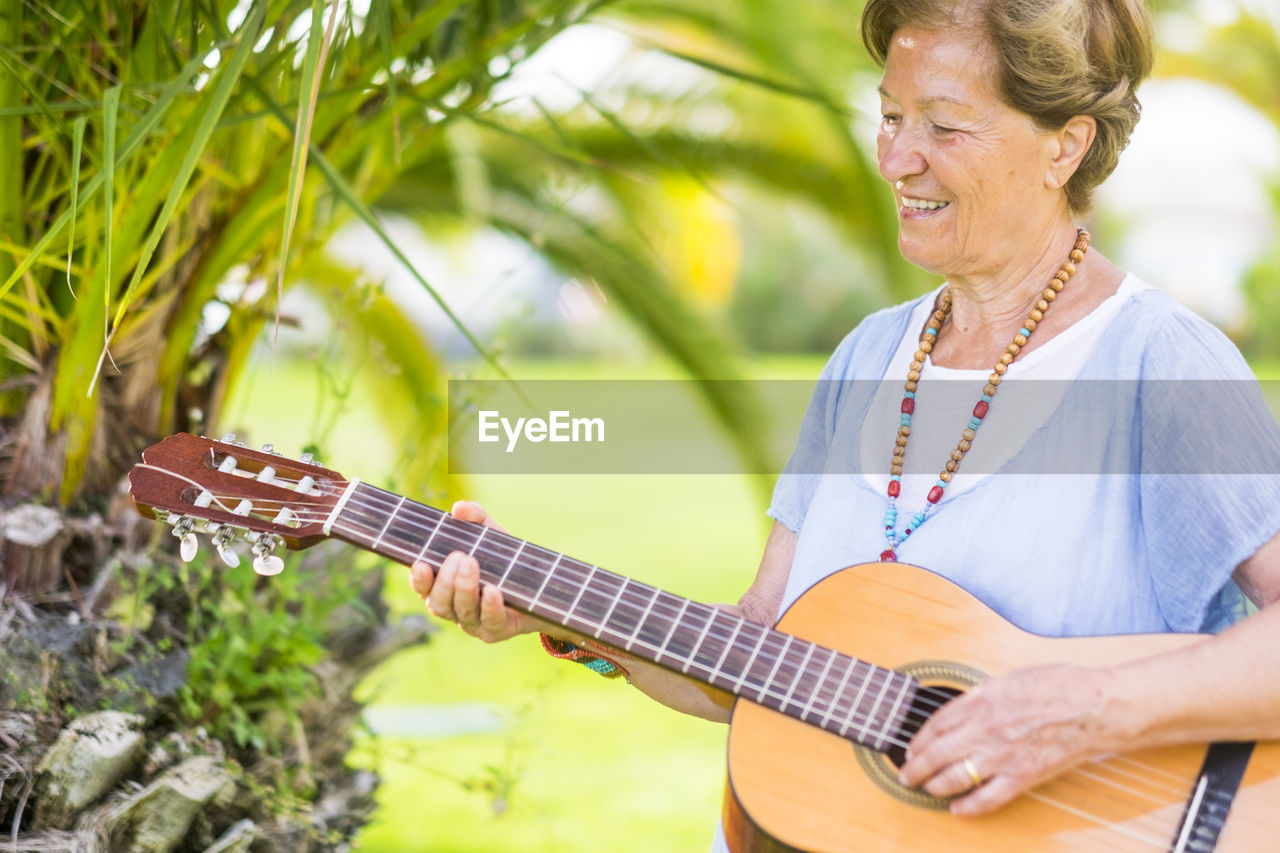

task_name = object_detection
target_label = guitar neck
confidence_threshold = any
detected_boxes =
[326,481,918,752]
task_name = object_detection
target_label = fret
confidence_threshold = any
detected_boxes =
[527,553,563,610]
[468,526,489,555]
[731,626,771,696]
[875,672,913,751]
[798,648,839,723]
[758,633,795,709]
[632,592,681,652]
[777,643,816,714]
[621,586,662,651]
[737,627,783,701]
[681,608,721,675]
[430,516,484,558]
[839,665,878,739]
[412,511,449,564]
[531,557,586,616]
[565,563,598,615]
[496,540,527,586]
[572,571,626,634]
[821,657,860,732]
[369,495,405,550]
[596,577,632,637]
[707,619,746,683]
[598,578,650,644]
[657,597,691,665]
[856,670,897,744]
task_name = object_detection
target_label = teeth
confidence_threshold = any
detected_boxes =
[902,198,949,211]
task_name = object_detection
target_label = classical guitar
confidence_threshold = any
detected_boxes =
[127,433,1280,852]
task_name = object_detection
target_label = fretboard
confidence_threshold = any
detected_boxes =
[328,481,918,752]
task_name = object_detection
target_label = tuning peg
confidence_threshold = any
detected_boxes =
[221,432,237,443]
[250,534,284,576]
[211,527,241,568]
[260,443,275,453]
[173,517,198,563]
[299,452,315,465]
[253,553,284,576]
[180,533,199,562]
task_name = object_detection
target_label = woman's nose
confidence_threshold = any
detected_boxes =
[877,123,927,186]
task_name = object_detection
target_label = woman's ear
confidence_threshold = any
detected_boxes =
[1046,115,1097,190]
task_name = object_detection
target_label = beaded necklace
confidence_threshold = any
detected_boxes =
[880,228,1091,562]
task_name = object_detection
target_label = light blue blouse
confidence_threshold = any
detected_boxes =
[710,283,1280,853]
[768,284,1280,636]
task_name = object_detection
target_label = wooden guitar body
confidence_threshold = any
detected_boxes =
[724,562,1280,852]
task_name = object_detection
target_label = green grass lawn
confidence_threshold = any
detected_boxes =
[226,353,826,853]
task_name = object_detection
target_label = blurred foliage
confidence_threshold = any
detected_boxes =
[1158,6,1280,360]
[0,0,919,510]
[116,546,367,754]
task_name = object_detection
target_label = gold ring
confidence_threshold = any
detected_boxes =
[963,757,983,788]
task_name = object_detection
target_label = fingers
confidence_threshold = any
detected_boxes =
[425,551,471,622]
[452,553,482,628]
[451,500,508,534]
[949,774,1021,816]
[413,551,525,642]
[898,691,978,787]
[914,756,985,801]
[410,560,434,600]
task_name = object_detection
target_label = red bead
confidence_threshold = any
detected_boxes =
[973,400,989,419]
[927,485,944,504]
[879,549,897,562]
[901,397,914,414]
[887,480,900,498]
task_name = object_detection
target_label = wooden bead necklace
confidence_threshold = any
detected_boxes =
[880,228,1091,562]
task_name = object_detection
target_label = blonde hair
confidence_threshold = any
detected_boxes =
[861,0,1154,213]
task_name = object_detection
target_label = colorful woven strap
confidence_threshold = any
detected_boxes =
[539,634,630,680]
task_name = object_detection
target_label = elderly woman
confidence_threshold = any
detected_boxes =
[411,0,1280,846]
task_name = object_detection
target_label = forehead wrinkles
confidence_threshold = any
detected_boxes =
[881,27,999,109]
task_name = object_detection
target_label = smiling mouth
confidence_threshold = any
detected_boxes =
[901,197,950,211]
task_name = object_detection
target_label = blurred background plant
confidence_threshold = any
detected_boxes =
[0,0,1277,849]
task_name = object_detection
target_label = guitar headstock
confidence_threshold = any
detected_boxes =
[128,433,347,575]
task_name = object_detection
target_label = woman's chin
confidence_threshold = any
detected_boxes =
[896,235,954,276]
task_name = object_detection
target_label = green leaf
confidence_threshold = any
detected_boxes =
[276,0,339,328]
[65,116,85,300]
[0,43,216,301]
[108,1,268,331]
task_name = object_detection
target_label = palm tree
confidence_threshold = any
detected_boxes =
[0,0,900,846]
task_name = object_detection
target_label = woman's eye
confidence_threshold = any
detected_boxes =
[931,123,957,134]
[881,114,901,127]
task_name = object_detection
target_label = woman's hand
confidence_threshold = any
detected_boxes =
[897,663,1121,815]
[409,501,553,643]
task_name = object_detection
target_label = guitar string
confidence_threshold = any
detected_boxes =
[328,497,951,748]
[158,471,1226,830]
[331,487,1222,820]
[150,473,929,749]
[1032,766,1213,842]
[170,477,1221,792]
[332,487,950,719]
[210,476,1222,801]
[330,494,1197,849]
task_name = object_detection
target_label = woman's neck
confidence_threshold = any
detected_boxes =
[929,222,1120,369]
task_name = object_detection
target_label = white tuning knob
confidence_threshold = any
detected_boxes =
[215,541,240,568]
[253,554,285,576]
[180,533,199,563]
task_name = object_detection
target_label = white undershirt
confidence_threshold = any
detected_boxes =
[861,274,1151,504]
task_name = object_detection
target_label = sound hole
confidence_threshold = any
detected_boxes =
[884,685,964,769]
[851,660,985,810]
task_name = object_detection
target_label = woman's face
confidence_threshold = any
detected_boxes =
[876,26,1068,280]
